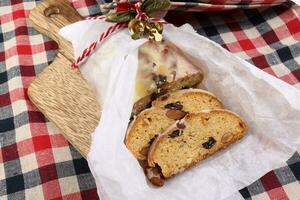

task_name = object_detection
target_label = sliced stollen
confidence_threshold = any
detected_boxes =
[148,110,247,178]
[132,41,203,116]
[125,89,223,160]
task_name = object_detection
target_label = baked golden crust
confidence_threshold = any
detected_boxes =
[125,89,224,160]
[148,110,247,178]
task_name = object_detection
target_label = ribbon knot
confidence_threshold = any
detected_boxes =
[115,1,149,20]
[134,1,147,20]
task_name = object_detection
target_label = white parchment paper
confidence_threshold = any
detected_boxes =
[60,20,300,200]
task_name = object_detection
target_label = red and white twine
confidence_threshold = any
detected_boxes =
[134,1,147,20]
[71,19,127,69]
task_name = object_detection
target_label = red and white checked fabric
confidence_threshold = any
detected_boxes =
[94,0,289,12]
[173,0,287,5]
[169,1,286,12]
[0,0,300,200]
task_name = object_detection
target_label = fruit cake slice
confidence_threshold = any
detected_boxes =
[125,89,223,160]
[132,41,203,116]
[148,110,247,178]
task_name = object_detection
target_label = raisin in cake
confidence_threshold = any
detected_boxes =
[148,110,247,178]
[132,41,203,116]
[125,89,223,160]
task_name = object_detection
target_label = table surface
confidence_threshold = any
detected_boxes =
[0,0,300,200]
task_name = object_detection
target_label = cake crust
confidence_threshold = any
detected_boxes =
[125,89,224,160]
[148,110,247,178]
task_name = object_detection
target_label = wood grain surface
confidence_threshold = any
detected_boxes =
[28,0,100,158]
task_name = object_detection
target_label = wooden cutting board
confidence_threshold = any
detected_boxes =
[28,0,100,158]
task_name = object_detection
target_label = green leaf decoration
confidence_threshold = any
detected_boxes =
[105,0,171,23]
[142,0,171,15]
[106,10,136,22]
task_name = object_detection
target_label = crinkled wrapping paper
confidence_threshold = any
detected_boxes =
[60,20,300,200]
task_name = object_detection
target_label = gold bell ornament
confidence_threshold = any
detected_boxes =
[128,19,163,42]
[128,19,146,40]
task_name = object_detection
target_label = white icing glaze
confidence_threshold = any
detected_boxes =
[134,41,201,102]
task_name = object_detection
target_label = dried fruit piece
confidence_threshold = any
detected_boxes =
[166,110,187,120]
[150,177,165,186]
[129,115,135,124]
[145,166,165,187]
[202,137,216,149]
[164,101,183,110]
[169,129,183,138]
[221,132,234,144]
[153,74,167,88]
[148,134,158,145]
[160,94,170,101]
[176,122,186,129]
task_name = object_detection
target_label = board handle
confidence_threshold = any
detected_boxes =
[29,0,83,61]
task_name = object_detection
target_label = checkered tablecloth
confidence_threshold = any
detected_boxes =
[0,0,299,200]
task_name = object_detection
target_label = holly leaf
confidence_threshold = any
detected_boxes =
[142,0,171,15]
[106,10,136,22]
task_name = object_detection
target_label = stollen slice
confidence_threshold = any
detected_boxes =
[148,110,247,178]
[132,41,204,116]
[125,89,223,160]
